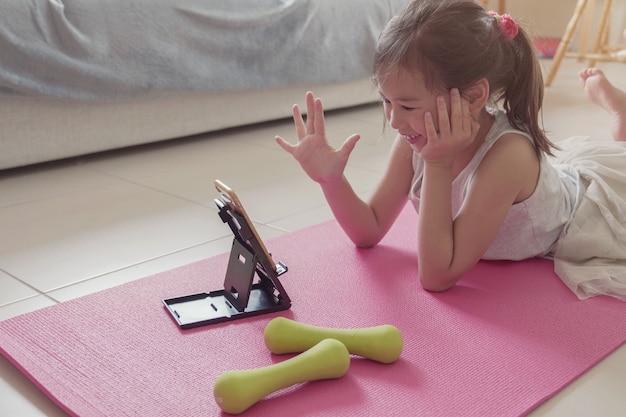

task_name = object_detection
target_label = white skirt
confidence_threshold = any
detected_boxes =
[551,136,626,301]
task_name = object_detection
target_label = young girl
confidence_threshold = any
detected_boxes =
[275,0,626,301]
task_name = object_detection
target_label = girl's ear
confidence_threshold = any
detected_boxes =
[463,78,490,112]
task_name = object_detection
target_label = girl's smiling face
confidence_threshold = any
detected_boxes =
[378,67,445,152]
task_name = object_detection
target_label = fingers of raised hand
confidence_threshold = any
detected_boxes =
[313,96,326,137]
[305,91,316,134]
[275,135,296,155]
[296,92,326,138]
[293,104,306,139]
[338,134,361,159]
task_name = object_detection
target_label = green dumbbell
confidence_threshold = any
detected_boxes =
[213,338,350,415]
[264,317,403,364]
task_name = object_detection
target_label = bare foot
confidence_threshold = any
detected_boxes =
[580,68,626,141]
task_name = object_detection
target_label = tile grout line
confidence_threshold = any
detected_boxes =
[0,235,235,307]
[81,164,222,210]
[0,266,56,307]
[40,238,232,296]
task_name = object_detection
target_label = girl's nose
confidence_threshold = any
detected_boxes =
[388,109,404,130]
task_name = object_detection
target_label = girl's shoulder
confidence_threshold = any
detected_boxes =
[477,129,540,203]
[483,131,538,167]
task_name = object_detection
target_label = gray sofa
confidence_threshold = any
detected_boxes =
[0,0,411,170]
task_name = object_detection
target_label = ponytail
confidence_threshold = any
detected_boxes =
[495,16,558,156]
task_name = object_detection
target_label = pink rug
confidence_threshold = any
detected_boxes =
[1,206,625,416]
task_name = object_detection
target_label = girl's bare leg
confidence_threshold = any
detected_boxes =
[580,68,626,141]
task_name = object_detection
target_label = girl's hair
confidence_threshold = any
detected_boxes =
[373,0,557,156]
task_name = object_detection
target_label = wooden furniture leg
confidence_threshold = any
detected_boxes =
[545,0,589,86]
[498,0,506,13]
[577,0,596,61]
[589,0,613,67]
[478,0,506,14]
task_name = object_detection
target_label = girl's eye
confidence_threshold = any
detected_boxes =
[380,98,416,111]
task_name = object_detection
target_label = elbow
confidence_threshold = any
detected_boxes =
[419,273,459,293]
[420,280,455,293]
[351,234,383,249]
[354,241,378,250]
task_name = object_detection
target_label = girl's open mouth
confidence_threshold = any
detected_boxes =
[404,134,421,144]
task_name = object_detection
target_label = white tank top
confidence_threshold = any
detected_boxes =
[409,110,581,260]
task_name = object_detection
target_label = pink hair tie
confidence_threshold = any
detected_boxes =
[488,11,518,40]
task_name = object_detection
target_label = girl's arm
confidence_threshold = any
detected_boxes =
[320,135,414,247]
[417,93,539,291]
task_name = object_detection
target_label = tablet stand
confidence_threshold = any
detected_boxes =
[163,198,290,329]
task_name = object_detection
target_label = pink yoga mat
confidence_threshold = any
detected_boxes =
[1,206,625,416]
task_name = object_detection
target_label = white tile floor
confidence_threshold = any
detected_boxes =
[1,60,625,416]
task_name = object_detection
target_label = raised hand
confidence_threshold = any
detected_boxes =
[420,88,479,166]
[275,92,360,184]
